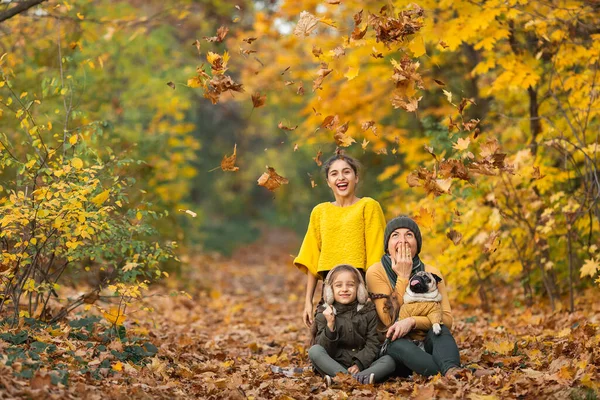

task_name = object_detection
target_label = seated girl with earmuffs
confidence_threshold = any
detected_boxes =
[308,264,396,386]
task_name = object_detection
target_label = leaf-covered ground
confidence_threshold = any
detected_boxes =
[1,232,599,399]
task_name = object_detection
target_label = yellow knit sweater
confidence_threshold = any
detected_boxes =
[294,197,386,277]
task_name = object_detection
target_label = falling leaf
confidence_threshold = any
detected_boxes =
[483,231,501,253]
[447,229,463,245]
[179,209,198,218]
[312,45,323,58]
[326,0,341,3]
[458,98,476,114]
[294,11,319,37]
[453,137,471,151]
[192,39,201,51]
[280,66,291,75]
[332,46,345,58]
[243,37,257,44]
[220,144,240,172]
[251,92,266,108]
[443,89,453,104]
[313,150,323,166]
[361,139,369,150]
[439,40,449,49]
[375,148,388,155]
[297,83,305,95]
[166,81,175,90]
[361,120,375,132]
[204,25,229,43]
[433,79,445,86]
[531,166,546,180]
[308,173,317,188]
[463,118,480,131]
[293,144,299,151]
[351,26,368,40]
[480,138,500,158]
[424,145,437,159]
[413,207,435,230]
[321,115,338,129]
[344,67,359,81]
[313,66,332,91]
[278,122,297,131]
[257,166,289,192]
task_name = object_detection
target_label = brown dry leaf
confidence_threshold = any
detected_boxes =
[293,144,299,151]
[351,25,368,40]
[463,118,480,131]
[31,371,52,390]
[297,83,305,95]
[166,81,175,90]
[312,45,323,58]
[392,95,421,112]
[313,150,323,166]
[251,92,266,108]
[243,37,257,44]
[278,122,297,131]
[375,148,388,155]
[334,133,356,147]
[433,79,445,86]
[353,9,363,25]
[371,47,383,58]
[332,46,346,58]
[281,66,291,75]
[368,5,424,46]
[458,97,476,114]
[532,166,546,180]
[257,166,289,191]
[439,159,470,181]
[439,40,449,49]
[326,0,341,4]
[313,66,333,91]
[294,11,319,37]
[361,120,376,132]
[447,229,463,245]
[321,115,338,129]
[204,25,229,43]
[483,231,501,253]
[220,144,240,172]
[480,138,500,158]
[453,137,471,151]
[424,145,437,160]
[192,39,201,52]
[284,81,294,86]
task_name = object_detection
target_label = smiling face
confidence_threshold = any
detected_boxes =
[387,228,418,258]
[326,159,358,199]
[331,270,358,304]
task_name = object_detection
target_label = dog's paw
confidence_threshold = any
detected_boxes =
[433,323,441,335]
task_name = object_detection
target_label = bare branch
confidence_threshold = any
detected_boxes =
[0,0,48,24]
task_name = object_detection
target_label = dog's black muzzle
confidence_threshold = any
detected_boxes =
[409,275,430,293]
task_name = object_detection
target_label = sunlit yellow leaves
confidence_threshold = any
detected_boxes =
[485,340,513,355]
[344,67,359,81]
[580,258,599,278]
[408,36,426,57]
[71,157,83,169]
[453,137,471,151]
[91,190,110,206]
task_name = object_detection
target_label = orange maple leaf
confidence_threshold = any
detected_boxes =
[257,166,289,191]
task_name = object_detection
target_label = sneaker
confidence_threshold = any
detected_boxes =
[324,375,333,387]
[353,373,375,385]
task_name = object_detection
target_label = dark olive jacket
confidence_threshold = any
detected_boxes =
[314,300,380,370]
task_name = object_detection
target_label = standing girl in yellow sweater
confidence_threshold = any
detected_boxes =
[294,153,386,328]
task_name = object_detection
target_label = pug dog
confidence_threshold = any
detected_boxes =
[399,271,444,335]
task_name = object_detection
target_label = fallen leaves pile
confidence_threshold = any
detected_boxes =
[1,230,599,398]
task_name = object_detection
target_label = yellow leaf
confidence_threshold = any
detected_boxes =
[265,354,278,363]
[69,135,78,145]
[112,361,123,371]
[91,190,110,206]
[443,89,453,104]
[206,51,220,65]
[580,258,599,278]
[103,307,126,326]
[453,137,471,151]
[408,36,426,57]
[187,76,202,88]
[20,92,28,99]
[136,211,142,220]
[484,340,513,355]
[71,157,83,169]
[344,67,359,81]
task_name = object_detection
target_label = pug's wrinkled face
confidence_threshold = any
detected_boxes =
[409,271,442,294]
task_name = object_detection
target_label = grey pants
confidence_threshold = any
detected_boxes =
[385,325,461,377]
[307,345,396,383]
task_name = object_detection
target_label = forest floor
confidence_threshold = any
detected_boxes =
[1,230,599,399]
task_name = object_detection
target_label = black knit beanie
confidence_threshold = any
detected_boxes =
[384,216,422,255]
